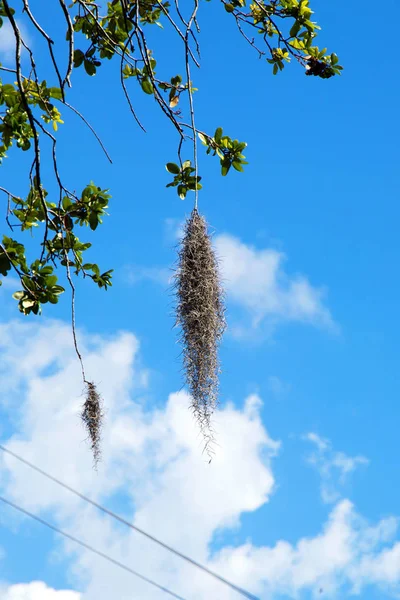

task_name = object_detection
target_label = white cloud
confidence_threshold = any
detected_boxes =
[306,431,330,452]
[350,542,400,593]
[1,582,80,600]
[211,499,400,598]
[0,320,279,598]
[215,234,335,336]
[1,321,400,599]
[304,432,369,504]
[0,21,31,63]
[0,21,16,60]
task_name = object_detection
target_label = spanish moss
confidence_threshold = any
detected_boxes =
[81,381,104,468]
[175,208,226,456]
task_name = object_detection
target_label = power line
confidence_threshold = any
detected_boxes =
[0,495,187,600]
[0,444,259,600]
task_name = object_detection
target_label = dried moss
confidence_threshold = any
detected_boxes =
[175,208,226,455]
[81,381,104,468]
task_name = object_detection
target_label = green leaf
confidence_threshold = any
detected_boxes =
[221,160,231,176]
[12,291,24,300]
[289,38,304,50]
[73,49,85,68]
[52,285,65,295]
[84,60,96,76]
[141,79,154,94]
[177,185,187,199]
[0,253,11,276]
[89,212,98,230]
[198,132,208,145]
[232,161,244,172]
[214,127,223,144]
[49,87,63,100]
[221,136,229,148]
[224,3,234,12]
[22,298,35,309]
[166,162,180,174]
[290,21,301,37]
[62,196,73,210]
[331,52,339,65]
[46,275,58,287]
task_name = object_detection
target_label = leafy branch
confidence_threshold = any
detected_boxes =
[0,0,342,305]
[0,0,342,461]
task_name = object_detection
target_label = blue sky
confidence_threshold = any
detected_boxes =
[1,1,400,599]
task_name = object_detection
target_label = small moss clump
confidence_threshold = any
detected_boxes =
[81,381,104,468]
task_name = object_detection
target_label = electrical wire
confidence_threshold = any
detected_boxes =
[0,443,259,600]
[0,494,187,600]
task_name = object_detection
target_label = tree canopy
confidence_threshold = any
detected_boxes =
[0,0,341,460]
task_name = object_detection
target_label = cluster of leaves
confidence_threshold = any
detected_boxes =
[0,79,64,160]
[166,160,202,199]
[224,0,343,79]
[0,0,14,25]
[72,0,170,77]
[0,180,113,314]
[0,238,64,314]
[198,128,248,176]
[121,56,158,95]
[73,3,191,108]
[165,129,247,197]
[158,74,188,108]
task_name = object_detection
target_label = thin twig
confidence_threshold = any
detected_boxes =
[6,192,14,231]
[58,0,74,89]
[0,66,17,74]
[63,241,87,384]
[63,101,114,162]
[184,1,200,210]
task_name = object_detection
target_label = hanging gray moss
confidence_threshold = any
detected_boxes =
[175,208,226,454]
[81,381,104,468]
